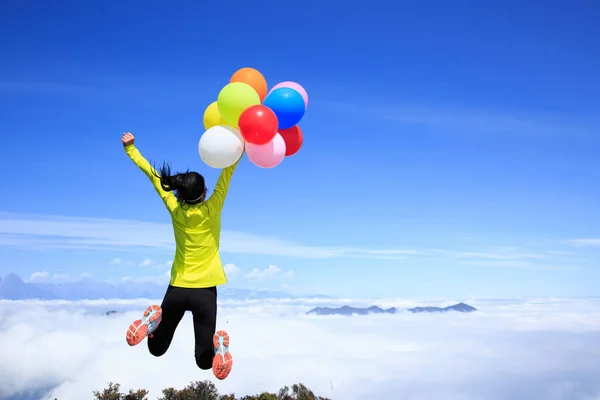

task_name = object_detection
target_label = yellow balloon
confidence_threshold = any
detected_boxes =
[203,101,236,130]
[217,82,261,126]
[203,101,223,130]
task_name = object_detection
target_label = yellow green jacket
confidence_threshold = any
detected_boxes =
[125,144,238,288]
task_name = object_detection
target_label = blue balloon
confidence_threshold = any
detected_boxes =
[263,88,306,129]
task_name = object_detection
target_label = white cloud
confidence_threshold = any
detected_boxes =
[224,263,239,278]
[546,250,572,255]
[460,260,579,271]
[245,265,282,281]
[432,248,547,260]
[137,259,172,269]
[27,271,50,282]
[0,298,599,400]
[120,270,171,285]
[26,272,91,284]
[0,212,424,260]
[0,212,557,265]
[139,258,152,267]
[0,213,587,271]
[569,239,600,247]
[110,258,138,266]
[53,273,74,283]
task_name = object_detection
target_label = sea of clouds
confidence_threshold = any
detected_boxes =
[1,297,600,400]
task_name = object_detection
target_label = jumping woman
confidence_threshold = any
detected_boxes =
[121,132,237,380]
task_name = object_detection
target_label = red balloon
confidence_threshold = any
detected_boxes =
[238,105,278,145]
[279,125,303,156]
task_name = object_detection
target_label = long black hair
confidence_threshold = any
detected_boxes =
[153,161,206,206]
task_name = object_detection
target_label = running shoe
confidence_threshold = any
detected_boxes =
[125,305,162,346]
[212,330,233,380]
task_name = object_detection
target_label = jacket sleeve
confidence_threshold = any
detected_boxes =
[124,144,178,213]
[205,158,241,212]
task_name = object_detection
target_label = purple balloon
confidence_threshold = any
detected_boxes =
[268,81,308,108]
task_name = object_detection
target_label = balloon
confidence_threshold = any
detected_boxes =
[198,125,245,169]
[230,67,268,102]
[246,133,286,168]
[269,81,308,108]
[203,101,234,130]
[238,105,278,145]
[279,125,303,156]
[217,82,261,126]
[262,88,305,129]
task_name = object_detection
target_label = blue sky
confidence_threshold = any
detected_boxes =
[0,0,599,298]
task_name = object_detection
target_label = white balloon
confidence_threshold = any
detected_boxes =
[198,125,245,168]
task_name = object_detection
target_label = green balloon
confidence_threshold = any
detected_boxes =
[217,82,261,126]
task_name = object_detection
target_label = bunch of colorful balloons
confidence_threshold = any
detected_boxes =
[199,67,307,169]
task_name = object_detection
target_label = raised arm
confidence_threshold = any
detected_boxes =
[205,157,241,212]
[121,132,178,213]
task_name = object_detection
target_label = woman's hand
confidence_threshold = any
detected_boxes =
[122,132,135,147]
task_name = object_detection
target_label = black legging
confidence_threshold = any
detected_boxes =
[147,285,217,370]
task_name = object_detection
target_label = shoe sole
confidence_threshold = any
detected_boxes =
[212,330,233,380]
[126,305,162,346]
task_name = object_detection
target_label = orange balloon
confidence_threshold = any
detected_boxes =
[230,67,268,102]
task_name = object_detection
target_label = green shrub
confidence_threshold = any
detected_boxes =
[90,380,331,400]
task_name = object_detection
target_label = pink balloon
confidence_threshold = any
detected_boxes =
[268,81,308,108]
[246,133,286,168]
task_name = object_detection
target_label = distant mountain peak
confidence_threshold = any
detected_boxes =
[3,273,24,283]
[0,273,302,301]
[0,273,56,300]
[406,302,477,313]
[307,303,476,316]
[444,302,477,312]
